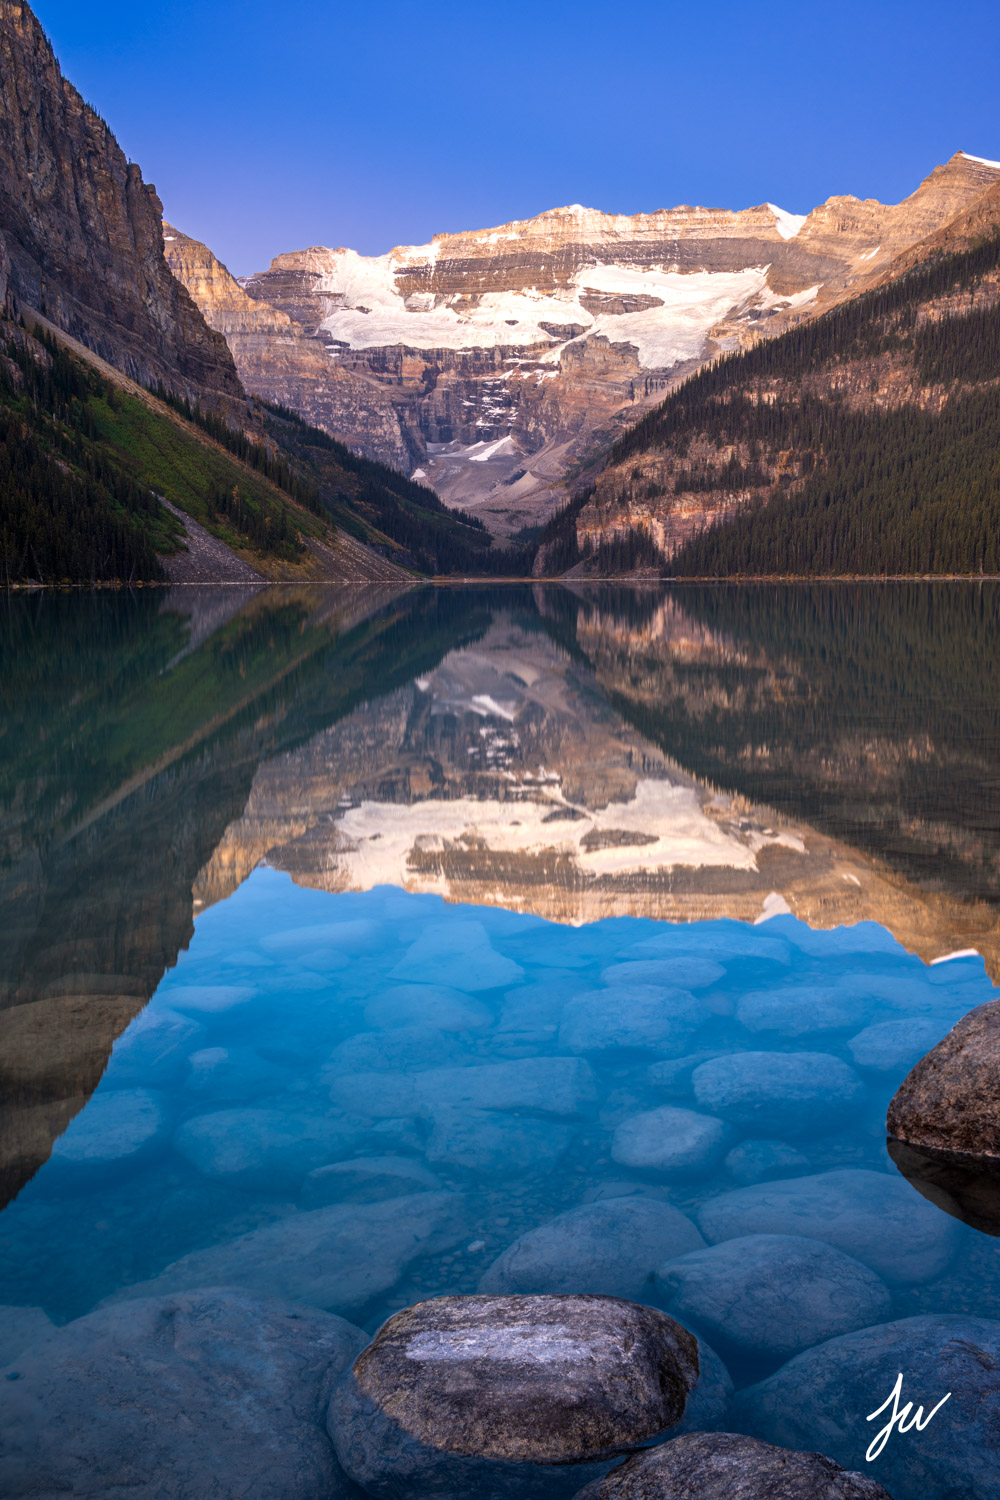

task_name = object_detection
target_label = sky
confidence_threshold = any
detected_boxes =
[33,0,1000,278]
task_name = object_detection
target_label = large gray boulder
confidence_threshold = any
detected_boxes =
[570,1431,893,1498]
[654,1234,892,1361]
[691,1053,865,1136]
[887,998,1000,1159]
[0,1290,367,1498]
[105,1192,467,1318]
[479,1197,705,1299]
[611,1106,732,1178]
[885,1000,1000,1234]
[328,1294,699,1500]
[733,1315,1000,1500]
[697,1168,958,1284]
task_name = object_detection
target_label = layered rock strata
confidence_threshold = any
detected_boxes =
[171,154,1000,531]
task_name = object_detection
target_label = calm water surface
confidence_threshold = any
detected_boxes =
[3,582,1000,1498]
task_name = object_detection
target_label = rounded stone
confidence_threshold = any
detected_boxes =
[655,1233,892,1361]
[887,998,1000,1159]
[733,1315,1000,1500]
[0,1290,367,1498]
[571,1431,893,1499]
[301,1156,444,1208]
[478,1197,705,1300]
[697,1169,958,1285]
[692,1052,865,1136]
[364,984,493,1032]
[559,986,706,1058]
[724,1139,810,1186]
[600,958,726,990]
[847,1017,955,1075]
[328,1294,700,1500]
[611,1106,732,1178]
[48,1087,170,1173]
[172,1107,367,1190]
[735,987,874,1037]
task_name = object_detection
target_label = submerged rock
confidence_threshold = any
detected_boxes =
[571,1431,893,1498]
[735,986,873,1038]
[655,1233,892,1361]
[328,1294,699,1500]
[104,1008,205,1087]
[106,1192,467,1318]
[697,1168,958,1284]
[173,1107,367,1190]
[0,1305,56,1368]
[848,1016,954,1074]
[611,1105,732,1178]
[364,984,493,1032]
[559,987,706,1058]
[599,958,726,990]
[733,1314,1000,1500]
[47,1088,170,1175]
[0,1290,366,1499]
[390,920,524,992]
[692,1052,865,1136]
[424,1106,574,1175]
[301,1156,444,1208]
[723,1139,810,1186]
[478,1197,705,1299]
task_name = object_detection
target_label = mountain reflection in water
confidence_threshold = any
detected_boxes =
[2,579,1000,1212]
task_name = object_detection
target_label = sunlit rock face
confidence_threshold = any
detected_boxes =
[167,155,1000,531]
[0,2,242,400]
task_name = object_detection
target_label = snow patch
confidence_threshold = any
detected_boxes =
[767,204,807,240]
[313,244,771,370]
[930,948,981,965]
[467,435,518,463]
[960,151,1000,170]
[410,467,427,480]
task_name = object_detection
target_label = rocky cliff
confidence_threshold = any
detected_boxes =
[170,154,1000,533]
[161,225,414,469]
[0,2,243,401]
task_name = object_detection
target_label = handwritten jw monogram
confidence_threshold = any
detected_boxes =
[866,1373,952,1461]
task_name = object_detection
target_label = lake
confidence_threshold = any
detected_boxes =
[2,582,1000,1499]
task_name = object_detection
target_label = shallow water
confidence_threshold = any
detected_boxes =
[4,582,1000,1498]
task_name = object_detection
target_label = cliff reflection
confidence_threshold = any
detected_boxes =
[4,581,1000,1206]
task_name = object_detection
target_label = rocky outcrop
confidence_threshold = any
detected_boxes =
[886,999,1000,1234]
[571,1433,893,1499]
[162,223,415,469]
[328,1294,699,1499]
[0,3,243,401]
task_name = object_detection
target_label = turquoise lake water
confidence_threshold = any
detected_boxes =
[4,582,1000,1498]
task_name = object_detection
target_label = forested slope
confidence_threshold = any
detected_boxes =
[556,231,1000,577]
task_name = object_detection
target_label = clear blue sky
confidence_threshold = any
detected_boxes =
[32,0,1000,277]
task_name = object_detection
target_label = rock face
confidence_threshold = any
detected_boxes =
[0,1290,367,1499]
[0,4,243,400]
[162,223,413,468]
[328,1294,699,1500]
[571,1432,893,1499]
[172,153,1000,532]
[733,1315,1000,1500]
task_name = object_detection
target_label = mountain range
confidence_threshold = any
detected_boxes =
[2,0,999,581]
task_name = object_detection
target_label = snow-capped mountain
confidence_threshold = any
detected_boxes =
[166,153,1000,533]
